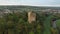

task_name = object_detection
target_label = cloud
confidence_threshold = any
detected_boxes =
[0,0,60,6]
[0,0,19,5]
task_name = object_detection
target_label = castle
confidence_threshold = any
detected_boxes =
[28,11,36,23]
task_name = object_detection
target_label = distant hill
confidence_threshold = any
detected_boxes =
[0,5,60,10]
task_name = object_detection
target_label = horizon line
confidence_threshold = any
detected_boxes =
[0,4,60,7]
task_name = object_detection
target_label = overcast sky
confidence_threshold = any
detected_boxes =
[0,0,60,6]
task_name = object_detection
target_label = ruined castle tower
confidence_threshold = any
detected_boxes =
[28,11,36,23]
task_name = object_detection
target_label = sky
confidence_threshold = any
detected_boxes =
[0,0,60,6]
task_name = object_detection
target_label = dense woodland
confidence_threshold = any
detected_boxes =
[0,10,60,34]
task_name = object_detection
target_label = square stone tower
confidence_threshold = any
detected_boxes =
[28,11,36,23]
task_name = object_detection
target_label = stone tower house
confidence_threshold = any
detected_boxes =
[28,11,36,23]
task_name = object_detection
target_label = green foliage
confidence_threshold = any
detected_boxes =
[56,20,60,29]
[29,31,34,34]
[0,11,60,34]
